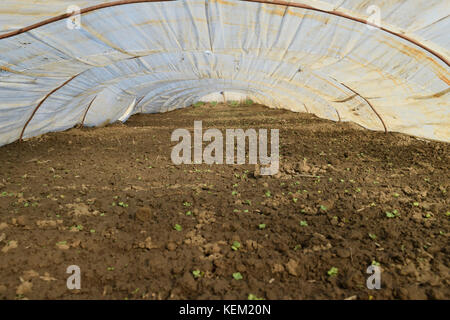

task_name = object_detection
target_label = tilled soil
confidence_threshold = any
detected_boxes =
[0,103,448,300]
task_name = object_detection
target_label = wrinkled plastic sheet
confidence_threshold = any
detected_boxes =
[0,0,448,146]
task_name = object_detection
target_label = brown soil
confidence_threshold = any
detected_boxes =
[0,103,448,300]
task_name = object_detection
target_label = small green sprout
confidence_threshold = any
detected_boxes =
[327,267,338,277]
[233,272,243,280]
[258,224,266,230]
[386,209,399,218]
[300,220,308,227]
[248,294,264,300]
[231,241,241,251]
[174,224,182,231]
[192,270,202,278]
[368,233,377,240]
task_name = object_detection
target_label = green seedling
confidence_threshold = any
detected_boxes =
[174,224,182,231]
[327,267,338,277]
[386,209,399,218]
[368,233,377,240]
[258,224,266,230]
[300,220,308,227]
[231,241,241,251]
[193,101,205,108]
[192,270,203,278]
[233,272,243,280]
[265,191,271,197]
[248,294,264,300]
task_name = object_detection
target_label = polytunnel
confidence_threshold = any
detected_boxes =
[0,0,449,147]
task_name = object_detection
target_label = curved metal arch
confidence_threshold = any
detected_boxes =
[19,74,80,140]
